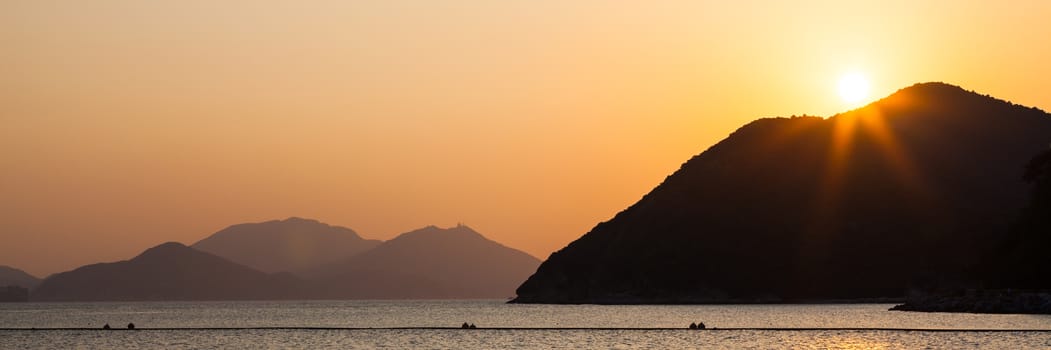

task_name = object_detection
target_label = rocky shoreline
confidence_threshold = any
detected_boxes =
[509,294,905,305]
[890,290,1051,314]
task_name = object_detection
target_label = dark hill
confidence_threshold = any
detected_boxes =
[32,242,304,301]
[512,82,1051,304]
[311,225,541,299]
[0,266,40,289]
[192,217,381,273]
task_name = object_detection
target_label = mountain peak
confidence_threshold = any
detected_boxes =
[886,82,978,102]
[853,81,1046,117]
[191,218,380,273]
[901,81,964,91]
[32,242,303,301]
[392,224,485,242]
[281,216,321,224]
[135,242,190,259]
[311,224,540,299]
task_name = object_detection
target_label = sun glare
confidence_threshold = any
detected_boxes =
[838,73,870,105]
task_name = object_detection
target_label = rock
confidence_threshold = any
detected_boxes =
[891,290,1051,314]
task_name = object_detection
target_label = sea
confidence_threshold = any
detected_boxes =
[1,300,1049,349]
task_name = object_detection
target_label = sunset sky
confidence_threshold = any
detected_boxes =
[3,1,1050,276]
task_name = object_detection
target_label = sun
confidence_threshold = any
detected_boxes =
[838,73,870,105]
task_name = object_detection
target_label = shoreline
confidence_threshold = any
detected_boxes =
[890,290,1051,314]
[508,297,906,305]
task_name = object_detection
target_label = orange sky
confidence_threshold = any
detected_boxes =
[3,1,1050,277]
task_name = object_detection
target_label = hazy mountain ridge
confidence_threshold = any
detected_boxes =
[192,217,381,273]
[0,266,40,289]
[28,222,539,301]
[513,82,1051,304]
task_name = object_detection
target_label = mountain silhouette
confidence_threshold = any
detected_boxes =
[0,265,40,289]
[512,82,1051,304]
[310,225,541,299]
[32,242,304,301]
[192,217,381,274]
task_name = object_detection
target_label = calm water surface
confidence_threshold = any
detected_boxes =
[1,300,1049,348]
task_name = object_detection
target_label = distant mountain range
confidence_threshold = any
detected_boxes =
[0,266,40,289]
[27,220,539,301]
[513,82,1051,304]
[192,217,381,274]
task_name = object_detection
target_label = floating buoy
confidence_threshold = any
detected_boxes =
[689,322,697,329]
[102,323,110,330]
[461,322,470,329]
[697,322,706,330]
[127,323,135,330]
[469,323,476,329]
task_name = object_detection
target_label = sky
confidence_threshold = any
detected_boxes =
[2,1,1051,277]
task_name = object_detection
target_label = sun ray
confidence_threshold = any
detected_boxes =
[810,112,860,236]
[809,100,943,240]
[854,107,939,208]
